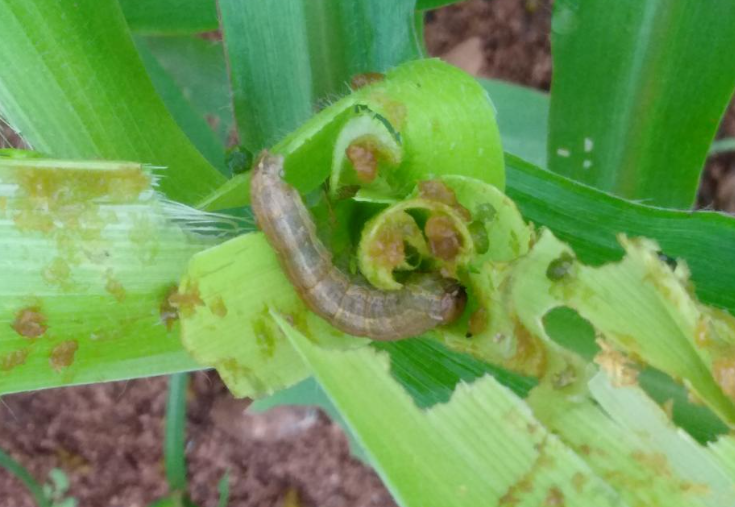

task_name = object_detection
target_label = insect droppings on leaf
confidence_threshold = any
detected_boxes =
[50,340,78,371]
[346,141,379,183]
[552,364,577,389]
[511,319,548,378]
[546,252,575,281]
[12,306,48,338]
[656,250,678,270]
[159,285,180,331]
[425,214,462,261]
[368,224,407,269]
[209,295,228,318]
[418,180,471,221]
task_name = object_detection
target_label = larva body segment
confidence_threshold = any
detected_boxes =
[250,152,466,341]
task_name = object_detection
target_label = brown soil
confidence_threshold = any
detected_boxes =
[2,1,734,506]
[0,373,394,507]
[425,0,553,90]
[700,103,735,211]
[0,121,28,151]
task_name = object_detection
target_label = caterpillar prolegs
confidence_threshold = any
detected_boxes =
[250,153,466,341]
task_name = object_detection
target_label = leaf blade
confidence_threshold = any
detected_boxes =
[480,78,549,168]
[219,0,422,152]
[549,0,735,207]
[218,0,315,152]
[506,153,735,315]
[119,0,219,35]
[277,314,625,507]
[0,159,211,394]
[0,0,225,204]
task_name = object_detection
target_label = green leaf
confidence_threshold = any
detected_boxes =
[530,372,735,507]
[186,61,735,428]
[141,36,234,147]
[549,0,735,207]
[179,233,322,398]
[218,0,316,152]
[486,227,735,425]
[711,436,735,482]
[374,338,537,406]
[303,0,422,98]
[274,308,735,505]
[216,471,230,507]
[181,60,504,398]
[506,154,735,315]
[277,313,625,507]
[134,38,225,172]
[0,159,213,394]
[147,498,177,507]
[165,373,189,493]
[0,0,225,204]
[480,79,549,169]
[218,0,421,152]
[416,0,465,10]
[119,0,219,35]
[639,368,728,444]
[251,339,536,463]
[197,59,504,210]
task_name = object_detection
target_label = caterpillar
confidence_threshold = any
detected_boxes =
[250,152,466,341]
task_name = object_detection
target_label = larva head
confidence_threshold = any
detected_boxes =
[406,273,467,326]
[253,151,285,180]
[439,281,467,325]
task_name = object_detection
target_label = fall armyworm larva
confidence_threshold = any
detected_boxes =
[250,152,467,341]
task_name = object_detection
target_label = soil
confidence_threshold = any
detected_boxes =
[700,103,735,211]
[1,1,734,506]
[425,0,553,90]
[0,374,393,507]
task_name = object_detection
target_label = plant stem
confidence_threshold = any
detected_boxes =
[164,373,189,493]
